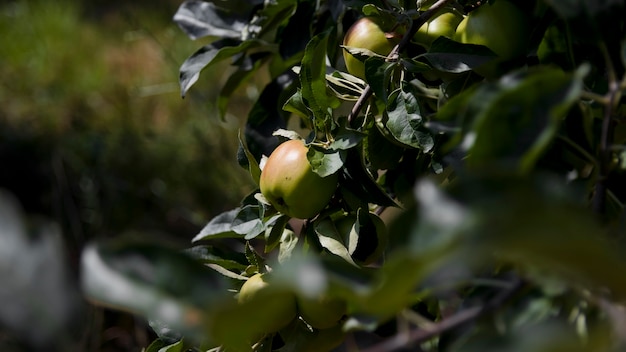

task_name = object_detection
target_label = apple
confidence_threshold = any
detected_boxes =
[453,0,530,76]
[336,212,388,266]
[412,8,463,49]
[238,273,298,333]
[297,294,347,329]
[342,17,400,80]
[260,139,338,219]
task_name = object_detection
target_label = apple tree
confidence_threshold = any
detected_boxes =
[81,0,626,351]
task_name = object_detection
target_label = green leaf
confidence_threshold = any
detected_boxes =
[307,145,346,177]
[365,56,396,102]
[185,245,249,272]
[283,88,312,120]
[144,337,197,352]
[386,87,434,151]
[245,241,265,271]
[329,125,367,150]
[314,218,358,266]
[179,39,264,97]
[193,208,243,242]
[231,205,265,239]
[237,132,262,185]
[264,214,289,252]
[299,30,337,131]
[339,148,398,208]
[409,174,626,300]
[81,240,229,344]
[421,36,497,73]
[465,66,586,172]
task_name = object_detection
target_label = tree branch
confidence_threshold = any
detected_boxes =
[359,278,525,352]
[592,43,623,215]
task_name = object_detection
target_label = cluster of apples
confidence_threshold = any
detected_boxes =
[237,273,347,351]
[240,2,530,348]
[342,0,530,79]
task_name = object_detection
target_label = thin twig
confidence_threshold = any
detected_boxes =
[359,278,525,352]
[347,0,455,123]
[592,43,622,215]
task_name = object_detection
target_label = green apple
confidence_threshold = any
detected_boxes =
[297,294,347,329]
[413,8,463,49]
[454,0,530,77]
[342,17,400,80]
[260,139,338,219]
[238,273,298,333]
[336,212,388,266]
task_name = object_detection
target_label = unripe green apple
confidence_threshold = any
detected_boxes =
[238,273,298,333]
[413,8,463,49]
[453,0,529,77]
[260,140,338,219]
[342,17,399,80]
[336,212,388,266]
[297,294,347,329]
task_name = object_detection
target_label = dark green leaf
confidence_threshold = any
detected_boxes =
[81,240,229,344]
[249,0,298,40]
[185,245,249,272]
[232,205,265,239]
[339,149,398,208]
[409,174,626,300]
[238,132,262,185]
[278,0,314,59]
[315,217,358,266]
[299,30,337,131]
[386,88,434,151]
[421,36,497,73]
[283,88,312,120]
[193,208,243,242]
[365,56,396,102]
[144,338,185,352]
[179,39,264,97]
[265,214,290,253]
[245,241,264,270]
[329,125,366,150]
[466,66,586,172]
[246,71,296,160]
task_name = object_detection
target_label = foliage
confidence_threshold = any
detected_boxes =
[81,0,626,351]
[0,0,256,350]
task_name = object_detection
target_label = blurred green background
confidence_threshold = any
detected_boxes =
[0,0,258,350]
